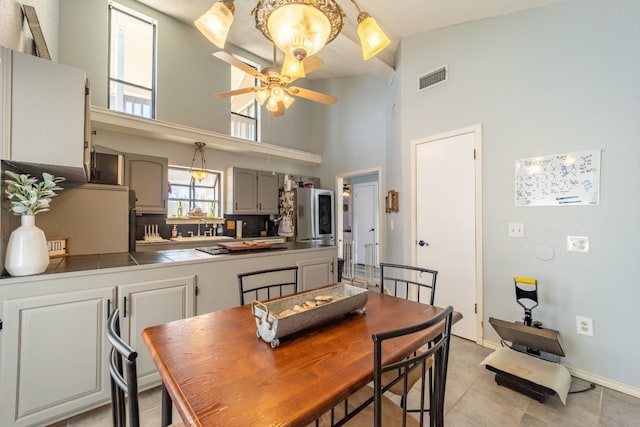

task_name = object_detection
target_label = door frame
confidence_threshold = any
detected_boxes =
[410,124,484,344]
[335,167,384,264]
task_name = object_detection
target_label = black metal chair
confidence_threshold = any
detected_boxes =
[379,262,438,305]
[313,306,454,427]
[378,263,439,415]
[238,266,299,305]
[107,308,183,427]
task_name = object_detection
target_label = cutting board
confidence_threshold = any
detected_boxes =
[217,241,273,251]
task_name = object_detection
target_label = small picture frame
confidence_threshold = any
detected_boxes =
[385,190,399,213]
[23,5,51,60]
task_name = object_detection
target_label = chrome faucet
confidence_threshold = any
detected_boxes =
[198,219,207,236]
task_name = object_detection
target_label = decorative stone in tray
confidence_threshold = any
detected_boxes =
[251,283,369,348]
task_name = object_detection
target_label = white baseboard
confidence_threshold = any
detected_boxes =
[481,339,640,398]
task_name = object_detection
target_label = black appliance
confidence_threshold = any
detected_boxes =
[91,152,124,185]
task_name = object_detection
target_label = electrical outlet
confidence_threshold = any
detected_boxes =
[567,236,590,253]
[508,222,525,238]
[576,316,593,336]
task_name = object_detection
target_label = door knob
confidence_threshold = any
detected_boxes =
[418,240,429,247]
[369,228,375,232]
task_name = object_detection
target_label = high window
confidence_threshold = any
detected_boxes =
[230,57,260,141]
[108,1,157,118]
[167,167,222,218]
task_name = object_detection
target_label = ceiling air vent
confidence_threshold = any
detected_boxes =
[418,66,447,91]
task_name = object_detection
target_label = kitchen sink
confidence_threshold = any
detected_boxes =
[169,236,233,242]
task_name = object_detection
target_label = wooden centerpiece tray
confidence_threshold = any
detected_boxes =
[251,283,368,348]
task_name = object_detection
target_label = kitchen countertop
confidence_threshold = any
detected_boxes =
[3,240,335,278]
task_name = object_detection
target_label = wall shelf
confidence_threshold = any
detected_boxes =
[90,107,322,165]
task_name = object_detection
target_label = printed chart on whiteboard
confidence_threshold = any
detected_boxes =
[515,150,601,206]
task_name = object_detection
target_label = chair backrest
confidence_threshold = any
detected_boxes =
[107,308,140,427]
[238,266,299,305]
[372,306,454,427]
[380,263,438,305]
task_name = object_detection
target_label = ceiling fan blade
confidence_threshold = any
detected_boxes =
[212,51,266,82]
[287,86,337,105]
[302,55,324,75]
[214,87,257,99]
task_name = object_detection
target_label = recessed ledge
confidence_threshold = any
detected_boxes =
[90,106,322,165]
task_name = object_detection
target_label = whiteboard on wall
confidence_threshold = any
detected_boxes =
[515,150,601,206]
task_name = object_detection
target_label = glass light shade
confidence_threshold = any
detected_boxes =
[194,1,234,49]
[266,97,280,112]
[281,54,306,79]
[282,94,295,109]
[267,4,331,60]
[270,86,285,102]
[357,14,390,60]
[254,89,269,105]
[191,169,210,181]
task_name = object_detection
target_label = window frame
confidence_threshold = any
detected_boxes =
[167,166,223,218]
[229,56,261,142]
[108,1,158,119]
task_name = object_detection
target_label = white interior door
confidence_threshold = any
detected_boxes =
[415,130,479,341]
[353,182,378,265]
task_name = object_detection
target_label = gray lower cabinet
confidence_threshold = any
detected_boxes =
[0,276,194,427]
[117,276,196,389]
[298,256,336,291]
[0,287,114,427]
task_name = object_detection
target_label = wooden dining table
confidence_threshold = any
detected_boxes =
[142,288,461,427]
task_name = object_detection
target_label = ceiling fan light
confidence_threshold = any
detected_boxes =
[356,12,390,60]
[254,89,269,105]
[282,94,295,109]
[194,1,235,49]
[266,97,280,112]
[281,54,306,79]
[265,3,333,60]
[270,86,285,102]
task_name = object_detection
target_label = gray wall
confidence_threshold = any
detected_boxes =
[57,0,321,152]
[390,0,640,389]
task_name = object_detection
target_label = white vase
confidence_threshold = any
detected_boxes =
[5,215,49,276]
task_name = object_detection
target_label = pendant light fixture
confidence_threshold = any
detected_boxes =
[190,142,209,181]
[195,0,390,62]
[194,0,235,48]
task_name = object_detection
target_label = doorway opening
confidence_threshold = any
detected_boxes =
[335,167,383,286]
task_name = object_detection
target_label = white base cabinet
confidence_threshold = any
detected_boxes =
[117,276,195,389]
[298,256,337,291]
[0,287,114,427]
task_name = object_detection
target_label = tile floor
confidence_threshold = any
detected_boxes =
[52,336,640,427]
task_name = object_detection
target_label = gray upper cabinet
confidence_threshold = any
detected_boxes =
[125,153,168,214]
[1,47,89,181]
[257,171,278,213]
[227,167,279,215]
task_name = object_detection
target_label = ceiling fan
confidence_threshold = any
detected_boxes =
[212,49,338,117]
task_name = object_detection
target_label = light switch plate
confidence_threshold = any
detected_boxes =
[567,236,590,253]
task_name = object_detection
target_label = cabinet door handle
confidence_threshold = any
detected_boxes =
[107,298,111,317]
[123,296,128,318]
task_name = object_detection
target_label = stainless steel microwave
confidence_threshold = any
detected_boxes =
[90,152,124,185]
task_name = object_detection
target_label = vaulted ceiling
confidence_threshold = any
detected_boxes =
[135,0,565,80]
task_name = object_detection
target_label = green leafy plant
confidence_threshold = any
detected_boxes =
[4,171,65,216]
